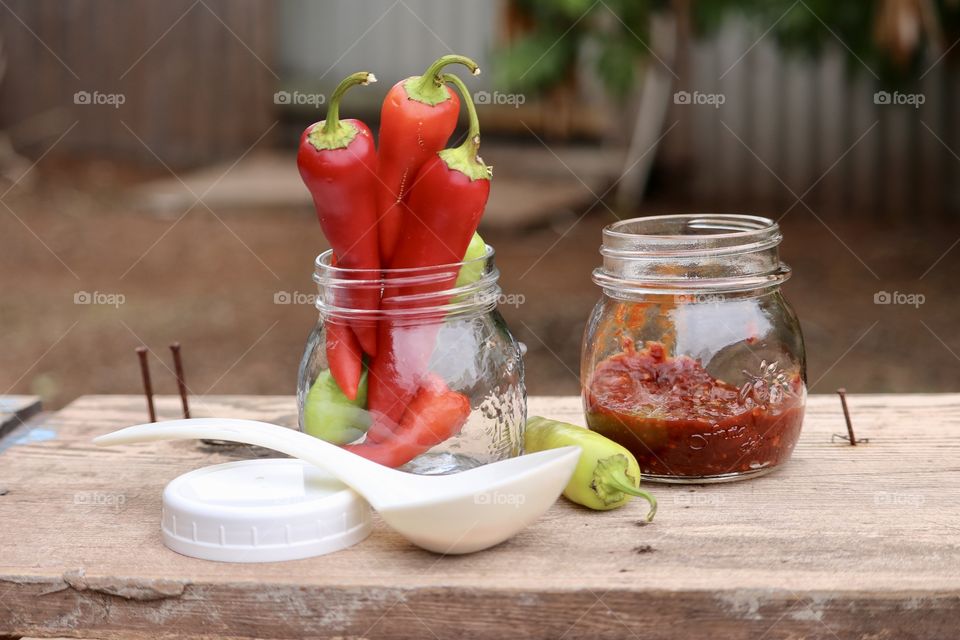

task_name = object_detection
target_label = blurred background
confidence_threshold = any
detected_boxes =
[1,0,958,410]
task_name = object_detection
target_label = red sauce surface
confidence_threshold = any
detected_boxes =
[584,342,804,478]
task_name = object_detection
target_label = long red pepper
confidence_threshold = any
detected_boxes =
[375,54,480,265]
[325,317,364,401]
[344,374,470,467]
[297,72,380,398]
[320,254,366,400]
[366,72,492,434]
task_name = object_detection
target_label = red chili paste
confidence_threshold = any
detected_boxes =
[584,342,804,478]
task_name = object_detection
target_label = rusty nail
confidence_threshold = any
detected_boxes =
[169,342,190,419]
[837,388,856,446]
[136,347,156,423]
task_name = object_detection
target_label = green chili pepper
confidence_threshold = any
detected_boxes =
[303,368,370,444]
[525,416,657,520]
[455,232,487,287]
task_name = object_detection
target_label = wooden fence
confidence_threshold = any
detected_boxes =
[0,0,275,168]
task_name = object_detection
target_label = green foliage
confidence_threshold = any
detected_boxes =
[495,28,579,95]
[596,36,641,99]
[494,0,658,101]
[693,0,960,85]
[497,0,960,97]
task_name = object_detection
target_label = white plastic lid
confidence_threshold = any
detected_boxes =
[161,458,372,563]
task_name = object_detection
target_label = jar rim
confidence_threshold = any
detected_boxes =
[596,214,789,293]
[313,246,494,278]
[605,213,776,240]
[602,214,782,258]
[312,247,502,320]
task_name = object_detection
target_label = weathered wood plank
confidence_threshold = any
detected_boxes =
[0,394,958,639]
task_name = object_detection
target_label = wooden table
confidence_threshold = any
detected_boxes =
[0,394,957,639]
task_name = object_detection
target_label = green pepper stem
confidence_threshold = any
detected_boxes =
[413,54,480,95]
[441,73,481,157]
[436,73,489,180]
[405,55,480,106]
[322,71,376,136]
[604,476,658,522]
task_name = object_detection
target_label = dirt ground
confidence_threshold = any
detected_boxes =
[2,158,959,410]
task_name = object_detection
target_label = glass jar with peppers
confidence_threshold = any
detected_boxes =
[294,56,512,473]
[581,214,806,483]
[298,246,526,475]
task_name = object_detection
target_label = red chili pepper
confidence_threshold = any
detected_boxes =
[297,72,380,395]
[325,315,363,401]
[375,54,480,265]
[344,374,470,467]
[363,307,442,436]
[367,73,492,432]
[321,253,366,401]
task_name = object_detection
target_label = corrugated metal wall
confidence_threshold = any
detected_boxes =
[278,0,498,95]
[661,20,959,220]
[286,6,959,220]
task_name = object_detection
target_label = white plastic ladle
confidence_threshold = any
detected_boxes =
[94,418,580,555]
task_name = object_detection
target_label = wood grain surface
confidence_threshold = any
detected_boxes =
[0,394,958,639]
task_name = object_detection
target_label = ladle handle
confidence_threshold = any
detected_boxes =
[94,418,405,508]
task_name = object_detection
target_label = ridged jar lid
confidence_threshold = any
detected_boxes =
[161,459,372,563]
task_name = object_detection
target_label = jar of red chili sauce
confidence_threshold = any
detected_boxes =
[582,214,806,483]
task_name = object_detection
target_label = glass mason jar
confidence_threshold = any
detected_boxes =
[581,214,807,483]
[297,247,525,474]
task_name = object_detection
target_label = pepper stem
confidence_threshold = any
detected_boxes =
[437,73,490,181]
[603,475,658,522]
[593,454,658,521]
[405,54,480,106]
[307,71,376,151]
[444,74,480,152]
[323,71,375,135]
